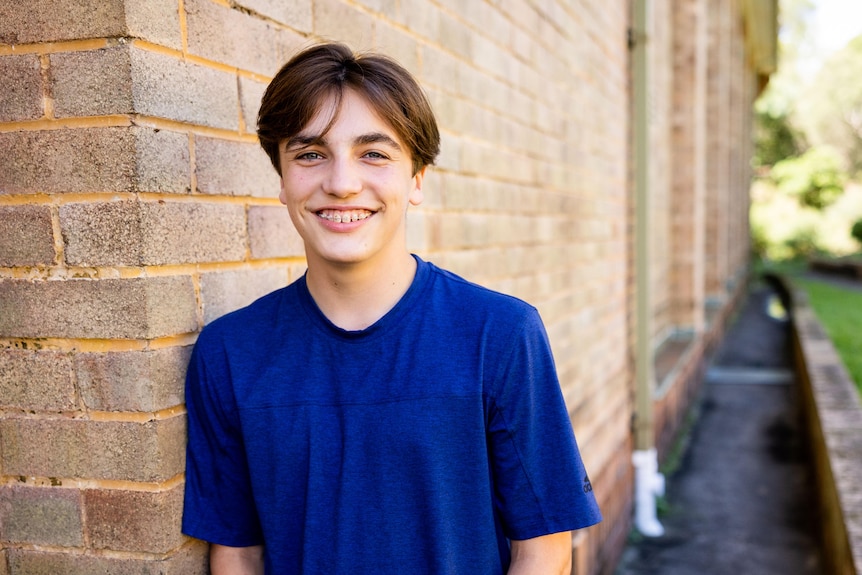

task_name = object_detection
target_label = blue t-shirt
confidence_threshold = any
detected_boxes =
[182,257,601,573]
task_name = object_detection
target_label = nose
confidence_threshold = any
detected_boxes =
[323,156,362,198]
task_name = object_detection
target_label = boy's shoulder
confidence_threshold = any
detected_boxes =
[424,261,538,320]
[195,282,296,347]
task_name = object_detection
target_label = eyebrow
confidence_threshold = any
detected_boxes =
[285,132,403,152]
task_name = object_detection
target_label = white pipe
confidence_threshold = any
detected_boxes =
[632,448,665,537]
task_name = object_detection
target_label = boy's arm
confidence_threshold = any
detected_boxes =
[508,531,572,575]
[210,543,264,575]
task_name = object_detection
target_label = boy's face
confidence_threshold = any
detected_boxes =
[278,89,425,270]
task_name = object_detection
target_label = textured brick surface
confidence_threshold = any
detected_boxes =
[5,541,209,575]
[0,126,188,195]
[0,205,55,266]
[0,0,180,46]
[0,54,43,121]
[248,205,304,259]
[0,484,82,547]
[124,0,183,49]
[0,128,135,195]
[201,267,288,324]
[130,48,239,130]
[84,485,184,553]
[0,349,76,411]
[234,0,313,32]
[135,127,191,193]
[149,201,245,262]
[0,414,185,482]
[60,200,143,266]
[74,346,191,412]
[373,22,420,75]
[140,200,247,264]
[238,75,268,134]
[50,47,133,118]
[0,0,125,43]
[184,0,304,76]
[195,136,280,197]
[312,0,374,50]
[0,276,197,339]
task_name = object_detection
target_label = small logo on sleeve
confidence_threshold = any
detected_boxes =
[583,475,593,493]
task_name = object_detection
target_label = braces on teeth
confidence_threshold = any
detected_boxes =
[319,211,371,223]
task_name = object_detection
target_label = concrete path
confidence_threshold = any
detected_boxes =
[615,284,823,574]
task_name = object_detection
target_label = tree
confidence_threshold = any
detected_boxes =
[769,145,846,209]
[797,34,862,177]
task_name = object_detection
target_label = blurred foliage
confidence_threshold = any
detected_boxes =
[750,180,862,261]
[753,104,804,168]
[751,0,862,261]
[852,218,862,246]
[769,146,846,209]
[798,35,862,177]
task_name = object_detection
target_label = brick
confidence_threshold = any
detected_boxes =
[195,136,280,197]
[238,75,268,134]
[130,48,239,130]
[0,54,43,121]
[184,0,305,76]
[0,414,185,482]
[234,0,313,32]
[140,200,247,264]
[347,0,398,13]
[84,485,184,553]
[5,539,209,575]
[0,0,180,47]
[0,349,76,411]
[313,0,374,51]
[0,276,197,339]
[372,22,420,75]
[0,484,82,547]
[393,0,441,43]
[74,346,191,412]
[0,205,55,266]
[200,267,287,324]
[437,11,472,59]
[50,46,133,118]
[133,127,192,193]
[60,200,244,266]
[0,128,135,195]
[124,0,183,50]
[0,126,188,195]
[248,205,303,259]
[0,0,125,44]
[60,200,143,266]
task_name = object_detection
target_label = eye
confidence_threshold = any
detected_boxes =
[296,151,323,161]
[363,151,389,160]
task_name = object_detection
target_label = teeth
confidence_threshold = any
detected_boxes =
[318,210,372,223]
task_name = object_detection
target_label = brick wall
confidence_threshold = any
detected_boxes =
[0,1,764,573]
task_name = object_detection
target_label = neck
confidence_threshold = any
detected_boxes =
[305,252,417,331]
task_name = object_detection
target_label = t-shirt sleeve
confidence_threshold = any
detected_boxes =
[182,331,264,546]
[486,307,602,540]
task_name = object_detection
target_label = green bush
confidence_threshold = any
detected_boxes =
[770,146,846,210]
[852,218,862,246]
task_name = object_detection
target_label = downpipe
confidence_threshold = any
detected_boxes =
[632,448,665,537]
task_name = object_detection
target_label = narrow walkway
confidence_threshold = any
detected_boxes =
[615,284,822,574]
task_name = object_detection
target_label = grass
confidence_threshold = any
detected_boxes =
[793,277,862,396]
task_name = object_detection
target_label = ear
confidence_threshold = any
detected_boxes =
[408,166,426,207]
[278,178,287,205]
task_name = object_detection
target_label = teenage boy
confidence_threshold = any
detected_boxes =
[182,42,601,575]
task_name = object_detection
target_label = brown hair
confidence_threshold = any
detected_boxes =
[257,42,440,176]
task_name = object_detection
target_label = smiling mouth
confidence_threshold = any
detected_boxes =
[316,209,373,223]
